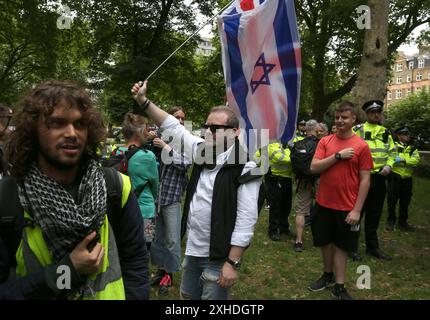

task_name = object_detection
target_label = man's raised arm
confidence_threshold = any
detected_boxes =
[131,80,168,126]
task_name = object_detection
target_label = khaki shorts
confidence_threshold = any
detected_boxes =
[295,179,319,216]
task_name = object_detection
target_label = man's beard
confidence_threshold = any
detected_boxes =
[39,145,85,171]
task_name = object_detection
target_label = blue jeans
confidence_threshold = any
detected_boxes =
[180,256,229,300]
[150,202,182,273]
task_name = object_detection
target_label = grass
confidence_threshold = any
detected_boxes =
[150,176,430,300]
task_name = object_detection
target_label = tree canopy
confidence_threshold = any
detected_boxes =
[385,91,430,150]
[0,0,429,126]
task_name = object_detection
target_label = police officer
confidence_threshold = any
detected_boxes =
[297,120,306,137]
[350,100,396,261]
[261,141,294,241]
[386,126,420,232]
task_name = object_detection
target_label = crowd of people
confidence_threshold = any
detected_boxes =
[0,80,421,300]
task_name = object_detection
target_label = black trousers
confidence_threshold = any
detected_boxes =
[265,174,292,233]
[387,174,413,225]
[257,180,267,215]
[360,174,387,250]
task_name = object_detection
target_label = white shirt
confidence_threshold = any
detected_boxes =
[160,115,261,257]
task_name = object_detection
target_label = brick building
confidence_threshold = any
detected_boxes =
[385,45,430,108]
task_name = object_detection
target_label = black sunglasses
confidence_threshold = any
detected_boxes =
[203,124,234,134]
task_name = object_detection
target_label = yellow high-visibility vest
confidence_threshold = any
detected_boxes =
[15,173,132,300]
[354,122,396,174]
[392,142,420,178]
[255,142,293,178]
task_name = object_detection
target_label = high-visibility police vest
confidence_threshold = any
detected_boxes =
[15,173,132,300]
[255,142,293,178]
[392,142,420,179]
[354,122,396,174]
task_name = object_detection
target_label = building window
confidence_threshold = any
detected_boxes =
[397,76,402,84]
[397,63,403,71]
[387,92,392,100]
[396,89,402,99]
[406,74,411,82]
[416,86,422,92]
[417,73,422,81]
[408,61,414,69]
[418,59,424,68]
[406,88,411,96]
[428,72,430,80]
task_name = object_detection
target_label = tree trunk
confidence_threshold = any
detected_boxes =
[138,0,174,79]
[350,0,389,114]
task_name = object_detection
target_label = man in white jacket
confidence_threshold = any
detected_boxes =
[131,81,261,300]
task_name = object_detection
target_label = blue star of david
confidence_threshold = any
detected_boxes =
[250,53,276,94]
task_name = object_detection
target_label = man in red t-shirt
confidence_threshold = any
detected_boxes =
[307,101,373,300]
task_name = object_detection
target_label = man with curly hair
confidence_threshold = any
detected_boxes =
[0,81,149,300]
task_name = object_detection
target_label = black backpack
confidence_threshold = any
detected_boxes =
[0,167,124,267]
[100,145,143,175]
[100,145,149,198]
[290,136,319,180]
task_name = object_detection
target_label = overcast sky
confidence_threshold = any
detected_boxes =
[398,24,428,55]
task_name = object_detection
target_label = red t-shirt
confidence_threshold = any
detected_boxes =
[314,133,373,211]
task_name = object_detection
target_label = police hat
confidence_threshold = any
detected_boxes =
[298,120,306,125]
[362,100,383,113]
[395,126,410,135]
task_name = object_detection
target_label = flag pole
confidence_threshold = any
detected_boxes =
[145,0,235,81]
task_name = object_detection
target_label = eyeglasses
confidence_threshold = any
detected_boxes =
[203,124,234,134]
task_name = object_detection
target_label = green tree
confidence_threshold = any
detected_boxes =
[296,0,430,120]
[0,0,94,104]
[385,91,430,150]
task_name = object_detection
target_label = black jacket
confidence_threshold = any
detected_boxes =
[0,189,150,300]
[181,139,259,260]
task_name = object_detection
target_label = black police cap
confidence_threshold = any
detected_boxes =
[362,100,384,113]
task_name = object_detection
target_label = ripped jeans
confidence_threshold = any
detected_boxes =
[180,255,229,300]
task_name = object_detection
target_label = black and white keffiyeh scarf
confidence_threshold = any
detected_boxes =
[18,161,107,261]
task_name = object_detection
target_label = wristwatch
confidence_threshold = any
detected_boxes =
[335,152,342,160]
[226,258,241,270]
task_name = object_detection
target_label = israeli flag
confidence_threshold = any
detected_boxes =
[218,0,301,152]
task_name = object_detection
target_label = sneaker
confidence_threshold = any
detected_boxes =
[308,273,335,292]
[294,242,304,252]
[150,269,165,287]
[332,285,353,300]
[158,273,173,295]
